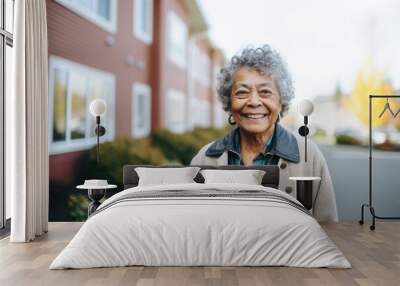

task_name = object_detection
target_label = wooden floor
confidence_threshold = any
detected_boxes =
[0,222,399,286]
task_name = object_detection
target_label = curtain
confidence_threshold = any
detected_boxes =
[8,0,49,242]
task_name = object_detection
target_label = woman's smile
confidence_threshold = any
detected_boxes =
[240,112,271,125]
[240,113,268,119]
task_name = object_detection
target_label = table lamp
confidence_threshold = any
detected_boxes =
[89,99,107,163]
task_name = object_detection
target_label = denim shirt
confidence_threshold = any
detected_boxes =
[205,123,300,165]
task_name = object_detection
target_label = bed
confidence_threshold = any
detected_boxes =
[50,165,350,269]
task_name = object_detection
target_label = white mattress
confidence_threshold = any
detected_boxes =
[50,183,350,269]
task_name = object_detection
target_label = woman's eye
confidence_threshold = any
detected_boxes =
[259,90,274,98]
[235,90,249,96]
[259,90,272,95]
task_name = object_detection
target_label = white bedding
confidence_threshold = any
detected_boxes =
[50,183,350,269]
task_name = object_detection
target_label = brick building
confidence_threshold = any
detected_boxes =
[47,0,226,184]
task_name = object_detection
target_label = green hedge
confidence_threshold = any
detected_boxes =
[68,194,89,221]
[65,127,228,221]
[77,128,229,184]
[77,137,167,187]
[150,127,229,165]
[151,130,202,165]
[336,134,362,146]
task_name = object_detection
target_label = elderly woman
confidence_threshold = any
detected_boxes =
[191,45,338,222]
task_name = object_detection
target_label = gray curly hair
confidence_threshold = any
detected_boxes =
[217,45,295,117]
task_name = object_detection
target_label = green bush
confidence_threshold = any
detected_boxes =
[74,128,229,186]
[150,127,229,165]
[312,128,327,139]
[150,130,203,165]
[336,134,362,146]
[78,137,167,187]
[68,194,89,221]
[65,127,228,221]
[78,128,229,186]
[191,126,230,142]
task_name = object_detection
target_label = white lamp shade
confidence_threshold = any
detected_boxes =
[298,99,314,116]
[89,99,107,117]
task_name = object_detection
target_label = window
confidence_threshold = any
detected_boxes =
[133,0,153,44]
[49,56,116,154]
[200,53,211,86]
[132,83,151,138]
[1,0,14,229]
[167,11,188,69]
[166,89,186,133]
[189,44,210,87]
[190,97,210,128]
[55,0,118,33]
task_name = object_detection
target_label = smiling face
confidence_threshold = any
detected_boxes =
[230,67,282,135]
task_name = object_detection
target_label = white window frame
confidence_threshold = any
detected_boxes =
[199,100,210,127]
[2,0,15,226]
[166,89,186,133]
[55,0,118,33]
[131,82,151,138]
[189,44,210,87]
[48,56,116,155]
[188,43,199,79]
[200,53,211,87]
[167,11,187,69]
[133,0,153,44]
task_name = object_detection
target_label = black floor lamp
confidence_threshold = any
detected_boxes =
[289,99,321,211]
[359,95,400,230]
[80,98,109,216]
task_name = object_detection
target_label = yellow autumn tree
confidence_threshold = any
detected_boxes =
[344,66,396,128]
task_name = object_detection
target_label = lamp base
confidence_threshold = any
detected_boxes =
[87,188,106,216]
[95,125,106,136]
[298,125,309,136]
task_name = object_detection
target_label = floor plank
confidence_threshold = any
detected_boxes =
[0,222,399,286]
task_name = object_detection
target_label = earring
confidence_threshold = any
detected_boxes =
[228,114,236,125]
[276,113,281,123]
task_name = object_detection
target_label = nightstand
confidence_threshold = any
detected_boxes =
[289,177,321,210]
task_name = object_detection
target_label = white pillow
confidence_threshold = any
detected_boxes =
[135,167,201,186]
[200,169,266,185]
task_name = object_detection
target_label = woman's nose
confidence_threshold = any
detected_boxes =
[247,90,262,106]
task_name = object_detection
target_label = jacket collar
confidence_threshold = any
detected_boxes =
[205,123,300,163]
